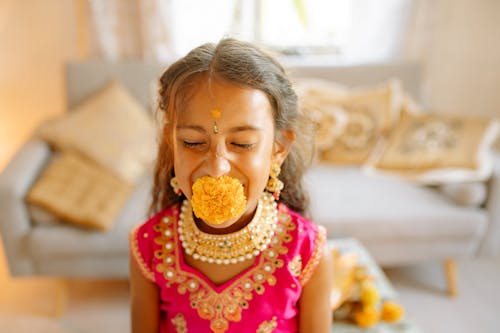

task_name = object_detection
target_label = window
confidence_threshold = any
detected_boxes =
[87,0,414,64]
[170,0,413,63]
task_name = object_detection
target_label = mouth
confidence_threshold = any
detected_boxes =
[190,176,248,225]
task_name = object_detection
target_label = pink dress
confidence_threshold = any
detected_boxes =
[130,202,326,333]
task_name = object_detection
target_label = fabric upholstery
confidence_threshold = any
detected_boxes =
[305,165,488,258]
[38,80,157,182]
[366,112,500,184]
[28,171,152,258]
[302,80,403,165]
[436,182,487,207]
[26,152,133,231]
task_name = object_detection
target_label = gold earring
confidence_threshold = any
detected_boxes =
[266,163,284,200]
[170,177,182,196]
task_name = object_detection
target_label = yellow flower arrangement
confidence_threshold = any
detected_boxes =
[332,259,405,328]
[381,300,405,323]
[191,176,247,225]
[353,305,380,328]
[359,281,380,307]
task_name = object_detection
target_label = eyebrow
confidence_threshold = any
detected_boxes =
[176,125,263,133]
[176,125,207,133]
[228,125,263,133]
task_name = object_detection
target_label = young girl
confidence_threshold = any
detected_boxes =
[130,38,333,333]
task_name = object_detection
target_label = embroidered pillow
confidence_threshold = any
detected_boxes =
[296,79,404,165]
[320,80,404,165]
[295,78,349,153]
[365,111,500,184]
[38,80,157,183]
[26,152,133,231]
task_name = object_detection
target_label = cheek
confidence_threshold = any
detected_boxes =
[242,145,273,196]
[172,147,198,197]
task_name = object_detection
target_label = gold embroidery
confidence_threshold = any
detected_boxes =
[288,255,302,277]
[154,207,292,333]
[299,225,327,286]
[171,313,188,333]
[256,316,278,333]
[129,225,155,282]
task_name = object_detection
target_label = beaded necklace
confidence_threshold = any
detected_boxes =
[178,192,278,265]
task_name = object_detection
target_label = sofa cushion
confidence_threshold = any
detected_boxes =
[26,152,133,231]
[365,112,500,184]
[305,165,488,252]
[38,80,157,183]
[27,172,152,259]
[296,79,403,165]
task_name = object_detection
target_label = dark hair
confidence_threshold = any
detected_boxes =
[150,38,315,217]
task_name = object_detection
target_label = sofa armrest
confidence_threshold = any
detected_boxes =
[479,151,500,256]
[0,139,52,275]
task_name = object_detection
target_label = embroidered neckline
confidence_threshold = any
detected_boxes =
[154,204,295,333]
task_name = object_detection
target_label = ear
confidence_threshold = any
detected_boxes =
[273,129,296,165]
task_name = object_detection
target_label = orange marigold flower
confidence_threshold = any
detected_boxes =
[353,305,380,328]
[360,282,380,307]
[381,300,404,323]
[191,176,247,225]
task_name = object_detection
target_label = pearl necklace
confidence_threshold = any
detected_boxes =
[178,192,278,265]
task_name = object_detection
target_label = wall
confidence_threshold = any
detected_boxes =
[0,0,79,171]
[421,0,500,118]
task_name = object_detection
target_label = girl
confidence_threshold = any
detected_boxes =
[130,38,333,333]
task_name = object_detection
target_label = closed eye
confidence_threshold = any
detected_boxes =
[231,143,255,149]
[183,141,206,148]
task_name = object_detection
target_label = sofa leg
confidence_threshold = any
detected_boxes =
[443,259,458,297]
[52,278,68,317]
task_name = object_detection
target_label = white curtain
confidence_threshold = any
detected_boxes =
[87,0,174,62]
[340,0,415,62]
[85,0,428,64]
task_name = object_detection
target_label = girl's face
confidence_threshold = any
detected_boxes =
[172,76,291,228]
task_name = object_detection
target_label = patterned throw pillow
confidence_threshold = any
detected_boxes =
[38,80,157,183]
[296,78,403,165]
[365,111,500,184]
[295,78,349,153]
[26,152,133,231]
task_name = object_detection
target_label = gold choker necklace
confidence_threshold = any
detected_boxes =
[178,192,278,265]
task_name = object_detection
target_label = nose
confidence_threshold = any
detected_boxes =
[205,145,231,178]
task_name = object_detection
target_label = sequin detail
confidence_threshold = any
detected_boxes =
[172,313,188,333]
[288,255,302,277]
[256,316,278,333]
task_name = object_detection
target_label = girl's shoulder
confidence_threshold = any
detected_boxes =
[129,204,180,282]
[131,204,180,237]
[278,203,327,286]
[278,203,326,244]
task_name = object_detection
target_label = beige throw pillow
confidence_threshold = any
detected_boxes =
[295,78,349,153]
[26,152,133,231]
[365,112,500,184]
[302,79,402,165]
[38,80,157,183]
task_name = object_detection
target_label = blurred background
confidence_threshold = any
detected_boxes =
[1,0,499,172]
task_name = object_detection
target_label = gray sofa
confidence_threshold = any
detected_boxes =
[1,62,499,292]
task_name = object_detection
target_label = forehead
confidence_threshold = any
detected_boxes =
[176,76,274,127]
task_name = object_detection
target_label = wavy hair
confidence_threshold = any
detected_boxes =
[150,38,315,217]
